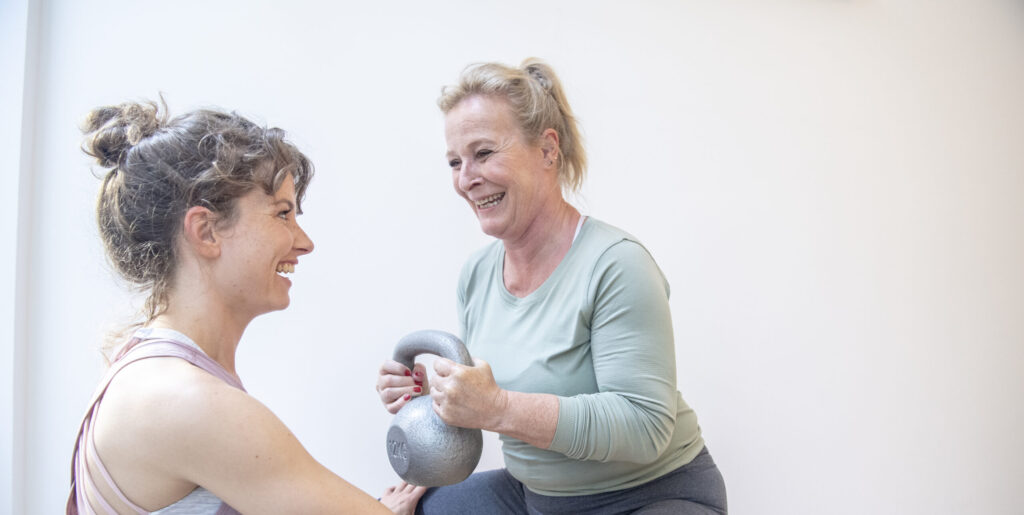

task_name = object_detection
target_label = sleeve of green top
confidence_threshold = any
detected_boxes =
[548,240,679,464]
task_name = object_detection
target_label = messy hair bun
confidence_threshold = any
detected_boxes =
[82,98,313,327]
[82,100,165,169]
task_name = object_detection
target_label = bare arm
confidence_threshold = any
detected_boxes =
[171,381,392,514]
[101,359,420,515]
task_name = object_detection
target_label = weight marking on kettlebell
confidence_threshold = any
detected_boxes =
[387,439,408,460]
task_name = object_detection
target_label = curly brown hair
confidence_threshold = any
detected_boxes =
[82,98,314,328]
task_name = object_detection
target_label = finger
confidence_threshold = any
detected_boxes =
[377,372,418,396]
[377,360,420,393]
[380,383,424,404]
[386,393,414,414]
[377,375,415,395]
[379,359,414,377]
[412,363,428,386]
[433,357,456,377]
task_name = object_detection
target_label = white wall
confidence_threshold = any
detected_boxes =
[1,0,40,513]
[5,1,1023,513]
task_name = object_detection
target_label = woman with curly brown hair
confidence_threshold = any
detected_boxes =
[68,100,424,514]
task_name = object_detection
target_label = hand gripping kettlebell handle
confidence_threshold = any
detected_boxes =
[392,330,473,371]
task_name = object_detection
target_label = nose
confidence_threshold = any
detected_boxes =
[456,160,482,193]
[293,220,314,256]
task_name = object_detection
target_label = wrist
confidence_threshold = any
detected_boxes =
[487,388,511,432]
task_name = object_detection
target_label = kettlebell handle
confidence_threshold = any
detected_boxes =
[393,330,472,371]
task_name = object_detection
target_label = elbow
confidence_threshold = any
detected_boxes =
[622,408,677,464]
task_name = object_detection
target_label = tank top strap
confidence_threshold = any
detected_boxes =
[119,339,246,392]
[67,338,245,514]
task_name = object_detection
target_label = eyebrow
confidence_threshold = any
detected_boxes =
[447,138,494,158]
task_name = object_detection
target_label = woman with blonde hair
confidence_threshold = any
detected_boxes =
[377,59,727,514]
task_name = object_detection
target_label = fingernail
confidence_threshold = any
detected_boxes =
[414,380,423,386]
[403,393,411,400]
[404,370,411,377]
[413,386,422,393]
[414,371,422,378]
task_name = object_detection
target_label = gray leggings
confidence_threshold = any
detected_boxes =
[415,446,727,515]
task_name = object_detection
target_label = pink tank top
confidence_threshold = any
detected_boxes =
[67,332,244,514]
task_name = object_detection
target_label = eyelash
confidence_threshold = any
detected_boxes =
[277,209,292,220]
[449,150,493,169]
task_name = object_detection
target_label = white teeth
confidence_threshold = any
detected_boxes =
[276,263,295,274]
[475,192,505,209]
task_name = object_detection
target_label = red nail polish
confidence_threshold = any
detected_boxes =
[414,380,423,386]
[414,371,422,378]
[413,386,422,393]
[403,393,411,400]
[404,370,411,377]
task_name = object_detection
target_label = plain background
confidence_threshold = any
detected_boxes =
[3,1,1023,513]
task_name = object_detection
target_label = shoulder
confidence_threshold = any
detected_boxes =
[577,218,658,271]
[574,218,648,263]
[106,355,249,417]
[578,219,669,297]
[580,217,641,246]
[96,356,270,478]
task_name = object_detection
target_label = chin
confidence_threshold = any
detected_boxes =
[477,218,505,239]
[269,297,291,312]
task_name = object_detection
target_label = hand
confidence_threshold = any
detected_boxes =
[380,481,426,515]
[430,357,508,430]
[377,360,429,414]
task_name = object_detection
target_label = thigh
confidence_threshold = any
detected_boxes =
[417,468,529,515]
[632,499,722,515]
[631,447,728,515]
[524,446,728,515]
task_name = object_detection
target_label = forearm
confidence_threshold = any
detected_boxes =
[487,390,559,449]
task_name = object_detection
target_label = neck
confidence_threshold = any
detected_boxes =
[149,294,250,375]
[502,200,580,297]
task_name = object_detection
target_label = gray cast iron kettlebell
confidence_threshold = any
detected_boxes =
[386,330,483,487]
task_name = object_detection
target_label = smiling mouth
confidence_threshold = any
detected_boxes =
[475,193,505,209]
[276,263,295,275]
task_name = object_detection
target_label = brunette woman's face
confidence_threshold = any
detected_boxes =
[213,174,314,318]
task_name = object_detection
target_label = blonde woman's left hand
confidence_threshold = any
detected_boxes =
[430,357,508,431]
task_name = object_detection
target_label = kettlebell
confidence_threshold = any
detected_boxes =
[386,330,483,486]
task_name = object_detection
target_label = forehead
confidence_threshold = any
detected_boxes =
[239,173,297,207]
[444,95,521,146]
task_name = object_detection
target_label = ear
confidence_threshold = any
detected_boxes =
[182,205,220,259]
[539,128,560,168]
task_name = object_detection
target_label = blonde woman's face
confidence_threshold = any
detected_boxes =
[444,95,558,242]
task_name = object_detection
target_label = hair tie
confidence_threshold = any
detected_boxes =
[527,67,552,92]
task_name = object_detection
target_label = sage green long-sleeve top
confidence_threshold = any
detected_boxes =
[456,218,704,496]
